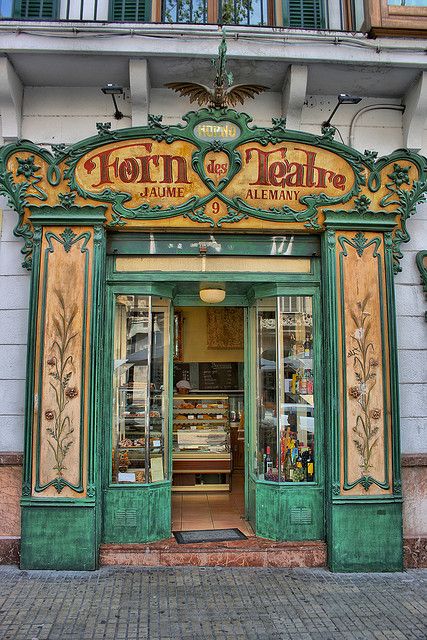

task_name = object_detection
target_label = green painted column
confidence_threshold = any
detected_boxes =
[20,207,106,570]
[322,219,403,572]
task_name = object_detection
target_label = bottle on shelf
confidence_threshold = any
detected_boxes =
[299,370,308,395]
[303,333,312,358]
[283,448,292,481]
[306,370,314,395]
[264,446,273,478]
[306,451,315,481]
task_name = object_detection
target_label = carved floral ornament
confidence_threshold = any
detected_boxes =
[0,109,426,271]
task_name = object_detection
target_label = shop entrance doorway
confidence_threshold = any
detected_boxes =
[170,305,251,535]
[104,237,322,546]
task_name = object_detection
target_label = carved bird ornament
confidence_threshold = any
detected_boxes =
[165,36,268,109]
[165,81,267,109]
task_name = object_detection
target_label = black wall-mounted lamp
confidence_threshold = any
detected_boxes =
[322,93,362,128]
[101,83,124,120]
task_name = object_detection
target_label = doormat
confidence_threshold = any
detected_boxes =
[173,528,247,544]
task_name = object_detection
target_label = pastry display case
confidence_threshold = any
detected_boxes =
[172,395,231,491]
[111,294,169,484]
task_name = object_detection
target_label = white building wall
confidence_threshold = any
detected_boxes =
[0,201,29,452]
[0,88,426,455]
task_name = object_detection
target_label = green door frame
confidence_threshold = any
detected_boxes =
[103,239,321,544]
[246,284,324,540]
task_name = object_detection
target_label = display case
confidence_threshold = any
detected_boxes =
[172,395,231,491]
[256,296,316,483]
[112,384,164,483]
[111,295,169,484]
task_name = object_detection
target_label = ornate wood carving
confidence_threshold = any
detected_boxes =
[337,231,392,495]
[32,226,93,497]
[0,109,425,272]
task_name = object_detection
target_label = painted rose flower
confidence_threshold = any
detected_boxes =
[47,358,56,366]
[16,155,40,179]
[45,410,55,420]
[369,358,379,367]
[370,409,381,420]
[65,387,78,399]
[349,386,361,399]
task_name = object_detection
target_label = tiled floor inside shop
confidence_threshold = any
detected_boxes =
[171,472,254,537]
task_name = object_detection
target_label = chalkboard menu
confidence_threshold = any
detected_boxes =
[198,362,239,391]
[173,362,191,385]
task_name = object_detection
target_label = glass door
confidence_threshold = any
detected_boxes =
[112,295,170,485]
[247,289,324,542]
[256,295,315,483]
[103,293,172,544]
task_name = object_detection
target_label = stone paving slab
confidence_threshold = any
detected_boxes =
[0,566,426,640]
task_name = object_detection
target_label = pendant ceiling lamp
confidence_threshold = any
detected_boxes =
[199,286,226,304]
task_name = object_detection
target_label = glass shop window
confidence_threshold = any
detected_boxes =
[256,296,315,483]
[112,295,170,484]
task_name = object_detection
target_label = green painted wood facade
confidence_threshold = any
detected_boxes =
[1,108,426,571]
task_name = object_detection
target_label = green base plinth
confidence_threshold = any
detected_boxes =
[20,505,97,570]
[103,482,171,543]
[254,479,324,542]
[329,501,403,572]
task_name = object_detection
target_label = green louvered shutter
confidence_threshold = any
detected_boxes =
[14,0,58,18]
[110,0,151,21]
[284,0,324,28]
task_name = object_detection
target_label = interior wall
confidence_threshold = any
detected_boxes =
[177,306,244,363]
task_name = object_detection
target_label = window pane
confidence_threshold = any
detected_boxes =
[278,296,314,483]
[220,0,269,26]
[1,0,13,17]
[388,0,427,5]
[163,0,208,23]
[257,299,278,479]
[256,296,315,483]
[112,295,169,484]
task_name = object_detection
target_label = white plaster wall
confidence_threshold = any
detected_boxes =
[0,88,426,455]
[0,199,30,452]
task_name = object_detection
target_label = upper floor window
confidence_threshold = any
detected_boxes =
[4,0,325,26]
[163,0,324,26]
[10,0,58,17]
[387,0,427,4]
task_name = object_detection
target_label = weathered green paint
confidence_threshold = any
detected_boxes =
[384,232,403,497]
[329,502,403,572]
[254,482,324,541]
[322,222,403,571]
[20,505,97,570]
[20,209,107,570]
[102,483,171,543]
[21,226,42,498]
[416,250,427,300]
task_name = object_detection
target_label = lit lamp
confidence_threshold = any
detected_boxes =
[322,93,362,129]
[199,286,225,304]
[101,83,124,120]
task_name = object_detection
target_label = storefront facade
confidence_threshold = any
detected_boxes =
[1,106,426,571]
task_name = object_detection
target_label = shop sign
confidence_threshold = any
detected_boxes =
[74,138,354,212]
[1,108,426,272]
[194,121,240,142]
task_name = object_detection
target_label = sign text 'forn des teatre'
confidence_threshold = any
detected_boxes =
[75,139,355,212]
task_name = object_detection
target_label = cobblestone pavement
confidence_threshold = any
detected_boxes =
[0,566,426,640]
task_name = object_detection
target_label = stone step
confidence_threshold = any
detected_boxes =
[100,538,327,567]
